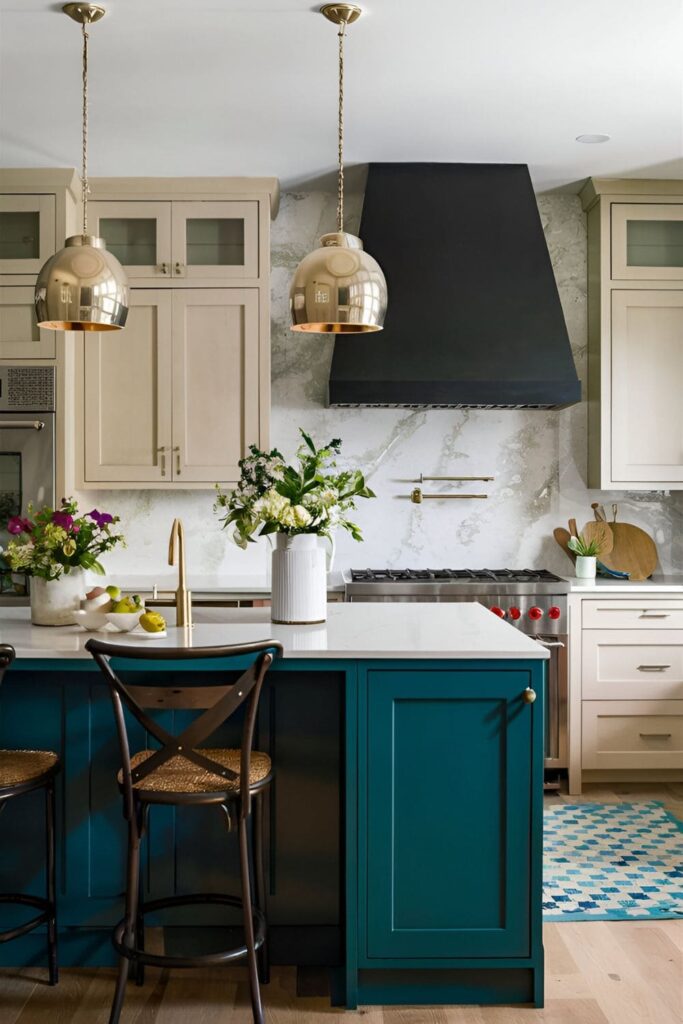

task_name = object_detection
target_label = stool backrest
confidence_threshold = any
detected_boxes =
[85,638,283,819]
[0,644,15,681]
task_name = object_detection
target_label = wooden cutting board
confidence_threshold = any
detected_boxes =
[553,527,576,565]
[598,522,658,581]
[581,520,614,556]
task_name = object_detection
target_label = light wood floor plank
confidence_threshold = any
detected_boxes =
[0,969,37,1024]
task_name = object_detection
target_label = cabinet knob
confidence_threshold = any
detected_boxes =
[522,687,536,704]
[174,261,184,276]
[159,262,168,275]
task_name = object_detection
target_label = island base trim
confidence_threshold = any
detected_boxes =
[331,966,543,1008]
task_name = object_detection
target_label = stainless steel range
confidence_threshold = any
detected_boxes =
[345,568,569,787]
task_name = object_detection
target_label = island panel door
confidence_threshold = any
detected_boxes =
[364,668,533,960]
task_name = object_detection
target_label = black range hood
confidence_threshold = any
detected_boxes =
[328,163,581,409]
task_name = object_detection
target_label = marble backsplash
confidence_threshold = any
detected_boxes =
[90,189,683,580]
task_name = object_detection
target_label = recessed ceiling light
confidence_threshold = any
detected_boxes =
[576,134,611,144]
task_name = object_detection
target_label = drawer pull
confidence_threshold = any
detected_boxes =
[639,732,672,740]
[637,664,671,672]
[639,612,670,619]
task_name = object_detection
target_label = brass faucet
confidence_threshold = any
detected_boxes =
[168,518,192,627]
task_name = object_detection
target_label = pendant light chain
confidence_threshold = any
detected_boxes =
[81,19,89,235]
[336,21,346,233]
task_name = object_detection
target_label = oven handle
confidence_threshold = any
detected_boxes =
[535,636,565,648]
[0,420,45,431]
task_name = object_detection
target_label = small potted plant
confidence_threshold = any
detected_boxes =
[215,431,374,624]
[3,498,125,625]
[567,533,600,579]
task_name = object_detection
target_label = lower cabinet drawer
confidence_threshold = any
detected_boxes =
[582,600,683,630]
[582,630,683,700]
[582,700,683,769]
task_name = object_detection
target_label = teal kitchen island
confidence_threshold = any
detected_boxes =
[0,602,547,1008]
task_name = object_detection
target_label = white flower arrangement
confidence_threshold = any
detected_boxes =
[215,431,375,549]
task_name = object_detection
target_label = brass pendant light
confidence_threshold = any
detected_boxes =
[35,3,128,332]
[290,4,387,334]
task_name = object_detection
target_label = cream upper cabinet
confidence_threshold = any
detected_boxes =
[88,196,259,286]
[88,201,172,283]
[77,176,278,491]
[611,204,683,280]
[171,289,260,481]
[611,290,683,483]
[84,291,173,483]
[581,178,683,489]
[0,287,56,359]
[171,201,258,283]
[0,194,56,275]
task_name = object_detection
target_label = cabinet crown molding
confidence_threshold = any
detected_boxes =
[580,176,683,211]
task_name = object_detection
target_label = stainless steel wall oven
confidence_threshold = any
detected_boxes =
[0,366,55,597]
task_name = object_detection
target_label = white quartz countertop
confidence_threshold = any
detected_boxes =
[567,575,683,593]
[107,573,345,596]
[0,603,548,662]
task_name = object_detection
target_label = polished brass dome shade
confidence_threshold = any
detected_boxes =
[290,4,387,334]
[290,231,387,333]
[35,3,129,332]
[35,234,129,331]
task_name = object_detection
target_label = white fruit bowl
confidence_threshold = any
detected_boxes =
[105,611,144,633]
[73,608,109,632]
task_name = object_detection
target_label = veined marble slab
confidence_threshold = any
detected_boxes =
[0,603,548,662]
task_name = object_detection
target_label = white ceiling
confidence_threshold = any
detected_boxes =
[1,0,682,192]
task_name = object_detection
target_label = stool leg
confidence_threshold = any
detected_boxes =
[253,791,269,985]
[134,864,145,987]
[45,779,58,986]
[239,814,264,1024]
[109,823,140,1024]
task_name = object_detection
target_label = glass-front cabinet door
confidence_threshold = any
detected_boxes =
[171,201,258,283]
[612,204,683,280]
[88,201,172,283]
[0,195,55,275]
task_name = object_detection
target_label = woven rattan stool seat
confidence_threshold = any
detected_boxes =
[0,749,59,790]
[120,748,272,795]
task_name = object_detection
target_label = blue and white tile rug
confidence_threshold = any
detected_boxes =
[543,801,683,921]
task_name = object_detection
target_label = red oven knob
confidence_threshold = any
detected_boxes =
[528,606,543,620]
[508,606,521,620]
[490,606,506,618]
[548,606,561,620]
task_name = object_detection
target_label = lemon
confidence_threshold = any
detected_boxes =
[139,611,166,633]
[112,596,139,614]
[106,585,121,600]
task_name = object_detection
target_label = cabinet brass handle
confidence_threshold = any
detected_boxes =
[639,732,672,740]
[637,664,671,672]
[156,445,168,477]
[159,262,168,275]
[522,687,536,704]
[639,612,670,618]
[174,261,184,276]
[173,445,181,475]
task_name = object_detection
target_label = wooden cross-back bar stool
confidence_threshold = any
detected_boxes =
[85,636,284,1024]
[0,643,60,985]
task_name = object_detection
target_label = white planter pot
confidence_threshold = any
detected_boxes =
[575,555,597,580]
[30,568,87,626]
[271,534,328,624]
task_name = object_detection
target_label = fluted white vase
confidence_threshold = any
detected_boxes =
[271,534,328,624]
[30,568,87,626]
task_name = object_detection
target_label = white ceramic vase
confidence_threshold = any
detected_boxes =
[270,534,330,624]
[30,568,87,626]
[575,555,597,580]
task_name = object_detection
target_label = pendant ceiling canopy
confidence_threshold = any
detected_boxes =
[34,3,128,332]
[290,4,387,334]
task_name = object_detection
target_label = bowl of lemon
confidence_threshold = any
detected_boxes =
[105,594,146,632]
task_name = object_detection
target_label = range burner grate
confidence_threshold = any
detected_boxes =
[350,568,565,584]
